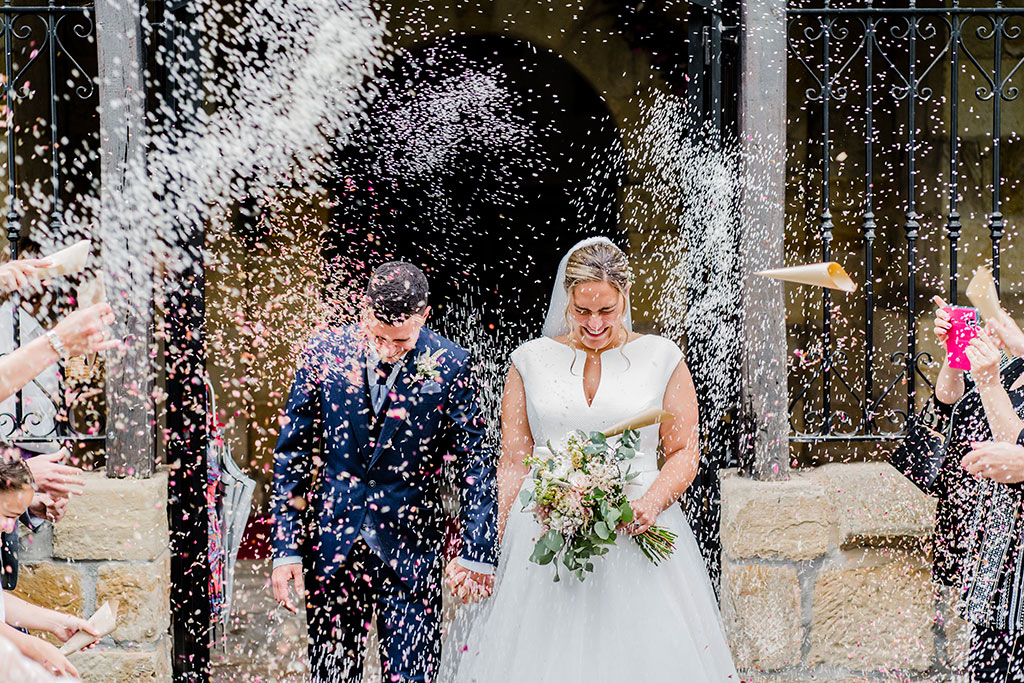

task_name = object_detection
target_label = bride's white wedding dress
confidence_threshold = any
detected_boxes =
[440,334,739,682]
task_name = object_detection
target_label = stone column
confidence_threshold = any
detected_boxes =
[96,0,155,478]
[737,0,790,480]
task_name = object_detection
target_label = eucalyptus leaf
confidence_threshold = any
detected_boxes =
[543,529,565,552]
[620,502,634,523]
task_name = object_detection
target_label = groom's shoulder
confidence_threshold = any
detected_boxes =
[420,328,470,365]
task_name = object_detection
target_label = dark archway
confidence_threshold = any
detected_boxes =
[327,35,625,343]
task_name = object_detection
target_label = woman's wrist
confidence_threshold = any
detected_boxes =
[975,370,1001,390]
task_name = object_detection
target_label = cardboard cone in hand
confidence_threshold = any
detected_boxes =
[76,274,106,309]
[59,600,118,655]
[36,240,91,278]
[602,407,675,438]
[756,262,858,293]
[967,266,1001,321]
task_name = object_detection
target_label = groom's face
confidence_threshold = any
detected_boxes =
[362,307,430,363]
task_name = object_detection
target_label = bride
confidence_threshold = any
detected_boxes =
[439,237,738,681]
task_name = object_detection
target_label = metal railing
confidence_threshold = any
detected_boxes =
[787,3,1024,442]
[0,1,100,443]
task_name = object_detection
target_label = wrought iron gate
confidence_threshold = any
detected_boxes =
[786,3,1024,443]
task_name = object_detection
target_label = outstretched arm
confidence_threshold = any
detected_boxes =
[270,343,321,612]
[497,365,532,541]
[628,359,701,535]
[446,359,498,568]
[967,330,1024,444]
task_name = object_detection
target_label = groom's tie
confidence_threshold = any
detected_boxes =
[372,361,396,415]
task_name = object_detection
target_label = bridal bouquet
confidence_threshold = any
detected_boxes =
[519,428,678,582]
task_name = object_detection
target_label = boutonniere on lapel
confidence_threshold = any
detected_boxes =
[409,348,445,390]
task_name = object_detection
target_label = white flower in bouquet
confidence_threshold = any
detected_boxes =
[567,470,589,489]
[519,428,678,582]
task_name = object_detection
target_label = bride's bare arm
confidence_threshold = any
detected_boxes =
[497,365,533,541]
[630,359,700,533]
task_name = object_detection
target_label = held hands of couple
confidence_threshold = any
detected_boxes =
[962,442,1024,484]
[444,558,494,605]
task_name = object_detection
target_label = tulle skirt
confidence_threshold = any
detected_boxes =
[438,485,740,682]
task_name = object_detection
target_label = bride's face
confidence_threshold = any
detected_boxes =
[569,280,626,350]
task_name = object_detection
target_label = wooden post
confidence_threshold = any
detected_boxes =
[738,0,790,480]
[96,0,154,478]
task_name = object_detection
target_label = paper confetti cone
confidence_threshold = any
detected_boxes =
[36,240,91,278]
[966,266,1001,321]
[602,407,675,438]
[59,600,118,655]
[756,261,858,293]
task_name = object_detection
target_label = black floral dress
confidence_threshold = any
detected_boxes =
[933,357,1024,632]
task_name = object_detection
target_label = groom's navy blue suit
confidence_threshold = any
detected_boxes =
[273,324,497,682]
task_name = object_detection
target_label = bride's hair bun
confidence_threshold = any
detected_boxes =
[563,241,630,298]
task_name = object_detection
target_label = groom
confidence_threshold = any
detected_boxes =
[271,262,498,682]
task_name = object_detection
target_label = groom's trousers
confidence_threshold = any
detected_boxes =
[306,538,442,683]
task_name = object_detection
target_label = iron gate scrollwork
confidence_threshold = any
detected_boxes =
[0,1,101,444]
[786,3,1024,443]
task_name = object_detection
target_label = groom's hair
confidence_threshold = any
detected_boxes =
[366,261,430,324]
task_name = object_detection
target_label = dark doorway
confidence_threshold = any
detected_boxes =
[327,35,625,343]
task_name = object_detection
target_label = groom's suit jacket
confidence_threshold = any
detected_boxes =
[272,324,498,592]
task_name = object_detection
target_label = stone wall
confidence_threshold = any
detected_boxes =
[12,470,171,682]
[721,463,968,681]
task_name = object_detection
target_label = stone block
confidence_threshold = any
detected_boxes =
[721,559,803,671]
[721,469,835,561]
[10,562,83,616]
[812,462,935,542]
[70,637,170,683]
[54,471,168,561]
[808,550,934,671]
[96,553,170,642]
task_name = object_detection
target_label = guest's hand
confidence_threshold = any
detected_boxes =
[47,611,100,643]
[986,309,1024,357]
[932,296,953,347]
[51,303,120,357]
[0,257,52,293]
[25,449,83,499]
[623,496,659,536]
[18,633,80,679]
[28,492,69,524]
[445,558,494,604]
[966,328,1001,387]
[962,441,1024,483]
[271,563,305,614]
